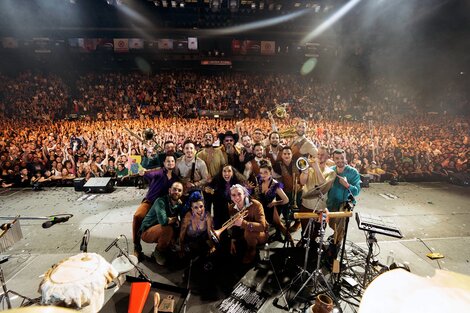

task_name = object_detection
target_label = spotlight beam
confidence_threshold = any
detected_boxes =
[206,9,312,36]
[301,0,362,44]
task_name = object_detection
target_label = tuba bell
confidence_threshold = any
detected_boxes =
[268,104,288,119]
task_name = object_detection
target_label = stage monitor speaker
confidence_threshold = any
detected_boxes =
[360,175,370,188]
[74,178,86,192]
[83,177,114,193]
[449,173,470,187]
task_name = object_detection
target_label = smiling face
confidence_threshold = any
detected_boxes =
[259,167,271,182]
[183,142,195,159]
[222,165,233,182]
[230,186,246,208]
[191,200,205,217]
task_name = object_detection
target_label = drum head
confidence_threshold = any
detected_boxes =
[111,255,138,274]
[50,253,101,284]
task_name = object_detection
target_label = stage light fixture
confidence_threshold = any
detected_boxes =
[162,0,168,7]
[259,1,264,10]
[153,0,160,6]
[229,0,239,12]
[171,0,176,7]
[251,3,256,9]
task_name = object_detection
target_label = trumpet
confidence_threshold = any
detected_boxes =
[209,208,249,244]
[296,157,310,171]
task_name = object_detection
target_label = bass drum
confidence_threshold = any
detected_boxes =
[39,253,118,313]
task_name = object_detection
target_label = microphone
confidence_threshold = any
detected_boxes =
[104,235,123,252]
[42,216,71,229]
[80,229,90,253]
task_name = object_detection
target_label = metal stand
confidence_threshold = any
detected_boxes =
[111,242,150,281]
[362,232,377,288]
[291,213,341,310]
[333,198,355,296]
[0,259,39,308]
[274,204,341,311]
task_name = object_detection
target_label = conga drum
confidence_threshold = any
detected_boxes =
[39,253,118,313]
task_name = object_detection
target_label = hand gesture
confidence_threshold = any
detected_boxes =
[338,175,349,188]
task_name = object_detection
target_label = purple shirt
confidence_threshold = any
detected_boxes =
[144,168,177,203]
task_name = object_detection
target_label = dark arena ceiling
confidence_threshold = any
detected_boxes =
[0,0,468,38]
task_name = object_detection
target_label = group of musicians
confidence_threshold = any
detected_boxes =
[131,119,361,268]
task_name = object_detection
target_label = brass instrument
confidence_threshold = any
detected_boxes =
[124,127,161,151]
[209,208,249,244]
[296,157,310,171]
[279,127,297,138]
[268,104,288,119]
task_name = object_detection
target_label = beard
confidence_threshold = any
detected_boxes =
[271,143,278,148]
[204,143,212,148]
[225,144,234,154]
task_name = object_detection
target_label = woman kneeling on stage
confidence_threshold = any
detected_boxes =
[179,190,214,258]
[229,184,268,264]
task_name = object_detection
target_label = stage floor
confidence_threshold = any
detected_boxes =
[1,182,469,312]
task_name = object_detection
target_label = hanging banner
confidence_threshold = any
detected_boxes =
[113,38,129,53]
[157,39,173,50]
[260,41,275,55]
[129,38,144,50]
[188,37,198,50]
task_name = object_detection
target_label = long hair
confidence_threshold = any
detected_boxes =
[211,164,247,187]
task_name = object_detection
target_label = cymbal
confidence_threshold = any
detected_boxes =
[5,307,75,313]
[111,255,138,274]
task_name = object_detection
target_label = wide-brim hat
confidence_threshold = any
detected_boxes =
[218,130,239,143]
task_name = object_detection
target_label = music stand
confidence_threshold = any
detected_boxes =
[0,219,40,308]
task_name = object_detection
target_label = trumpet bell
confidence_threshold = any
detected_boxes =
[209,229,222,244]
[143,128,155,141]
[296,157,309,171]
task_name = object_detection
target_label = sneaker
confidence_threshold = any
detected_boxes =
[153,249,167,266]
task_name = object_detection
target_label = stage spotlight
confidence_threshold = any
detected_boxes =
[211,0,220,12]
[229,0,239,13]
[153,0,160,6]
[251,3,256,10]
[106,0,113,5]
[259,1,264,10]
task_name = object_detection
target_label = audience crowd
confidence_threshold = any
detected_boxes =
[0,71,468,188]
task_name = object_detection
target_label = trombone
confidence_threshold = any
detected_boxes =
[124,127,161,151]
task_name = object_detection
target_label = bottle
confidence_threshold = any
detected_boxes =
[386,250,395,266]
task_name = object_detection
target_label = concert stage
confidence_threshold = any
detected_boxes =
[1,182,469,312]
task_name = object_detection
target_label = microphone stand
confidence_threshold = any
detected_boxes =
[333,192,355,296]
[110,241,150,281]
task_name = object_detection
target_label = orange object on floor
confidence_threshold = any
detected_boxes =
[128,281,151,313]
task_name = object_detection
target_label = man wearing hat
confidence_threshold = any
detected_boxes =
[218,130,242,172]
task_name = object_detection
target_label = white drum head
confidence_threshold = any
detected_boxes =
[111,255,138,274]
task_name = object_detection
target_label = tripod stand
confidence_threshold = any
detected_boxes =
[274,192,341,311]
